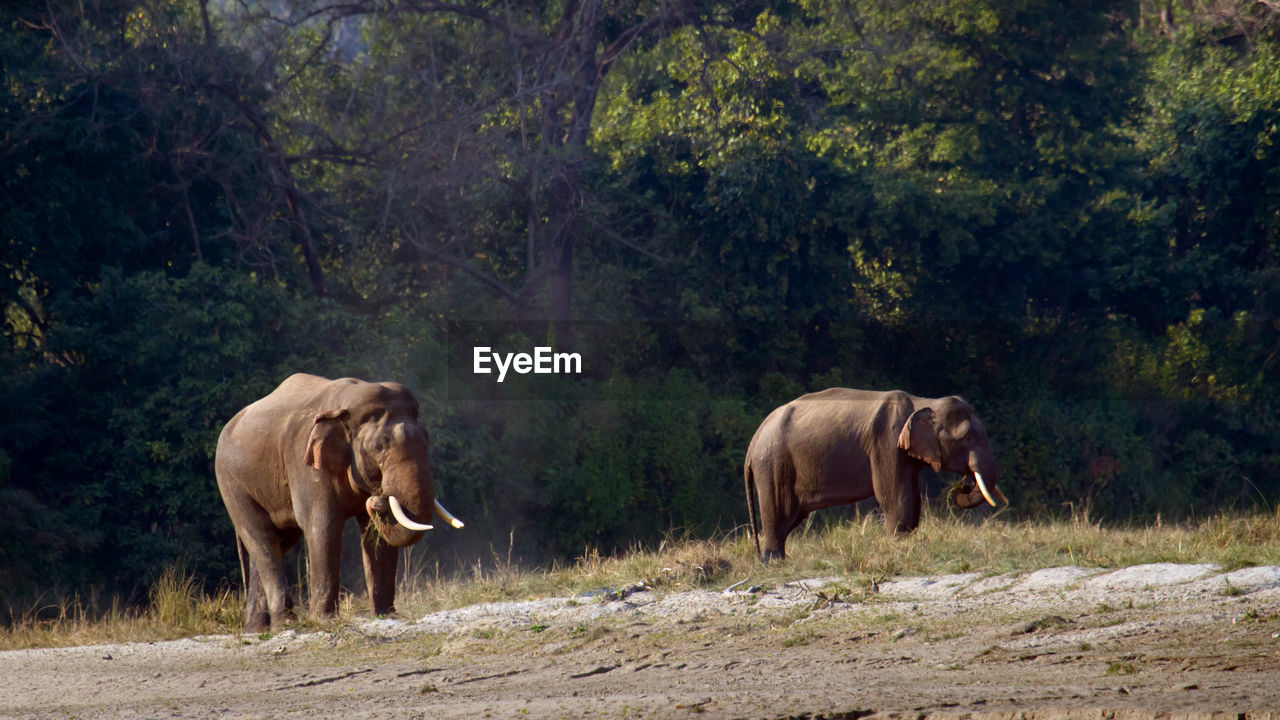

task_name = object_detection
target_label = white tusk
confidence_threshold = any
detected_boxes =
[434,498,465,529]
[387,495,433,531]
[974,472,998,508]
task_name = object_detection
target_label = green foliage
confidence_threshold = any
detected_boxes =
[0,264,378,605]
[3,0,1280,612]
[1115,5,1280,515]
[533,370,756,555]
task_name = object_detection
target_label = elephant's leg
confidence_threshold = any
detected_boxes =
[237,534,270,633]
[755,496,783,564]
[787,510,812,538]
[279,527,302,616]
[302,517,344,620]
[880,463,922,536]
[239,534,294,629]
[360,518,399,616]
[754,471,797,564]
[243,557,270,633]
[222,482,296,630]
[766,509,812,562]
[228,500,296,630]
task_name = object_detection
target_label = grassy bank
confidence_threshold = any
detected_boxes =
[5,508,1279,651]
[397,506,1280,615]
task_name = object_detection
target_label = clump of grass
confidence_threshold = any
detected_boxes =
[0,567,239,651]
[763,505,1280,583]
[1106,659,1139,675]
[781,630,820,647]
[1,594,133,651]
[395,532,740,617]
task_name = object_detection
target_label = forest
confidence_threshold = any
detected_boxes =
[1,0,1278,613]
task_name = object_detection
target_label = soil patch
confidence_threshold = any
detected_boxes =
[4,564,1279,719]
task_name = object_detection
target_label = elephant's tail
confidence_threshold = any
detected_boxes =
[235,533,250,593]
[744,458,760,561]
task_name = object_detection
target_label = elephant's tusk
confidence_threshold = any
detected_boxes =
[992,485,1008,505]
[434,498,465,529]
[974,472,999,508]
[387,495,433,531]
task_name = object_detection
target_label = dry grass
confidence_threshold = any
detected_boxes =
[5,508,1280,651]
[0,567,241,651]
[392,506,1280,617]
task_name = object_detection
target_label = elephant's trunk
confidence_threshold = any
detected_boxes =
[366,493,431,547]
[952,449,1006,509]
[365,474,463,545]
[366,452,436,546]
[362,421,464,544]
[370,495,463,540]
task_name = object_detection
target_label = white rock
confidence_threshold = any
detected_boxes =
[879,573,983,599]
[1085,563,1218,590]
[1011,566,1103,592]
[1187,565,1280,595]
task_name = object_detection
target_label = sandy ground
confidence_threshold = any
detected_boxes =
[3,563,1280,719]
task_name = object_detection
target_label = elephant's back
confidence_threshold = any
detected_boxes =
[215,396,297,475]
[749,388,916,456]
[274,373,417,418]
[776,388,909,422]
[792,387,914,407]
[746,394,841,460]
[232,374,353,424]
[269,373,344,406]
[216,375,331,464]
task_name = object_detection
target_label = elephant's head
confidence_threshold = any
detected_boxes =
[304,382,464,547]
[897,396,1007,510]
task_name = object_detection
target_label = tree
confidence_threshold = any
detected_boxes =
[211,0,770,320]
[0,0,372,604]
[0,0,329,322]
[1123,0,1280,509]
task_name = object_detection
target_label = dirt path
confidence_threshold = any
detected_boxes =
[4,564,1280,719]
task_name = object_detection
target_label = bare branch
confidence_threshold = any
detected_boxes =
[584,216,675,265]
[204,82,329,296]
[410,244,522,303]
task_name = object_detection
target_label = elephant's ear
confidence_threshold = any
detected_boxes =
[897,407,943,471]
[304,409,351,473]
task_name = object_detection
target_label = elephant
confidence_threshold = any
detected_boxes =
[215,373,464,631]
[743,388,1006,563]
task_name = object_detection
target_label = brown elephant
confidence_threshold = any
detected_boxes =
[743,388,1007,563]
[215,374,464,631]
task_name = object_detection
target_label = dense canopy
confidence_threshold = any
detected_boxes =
[2,0,1278,611]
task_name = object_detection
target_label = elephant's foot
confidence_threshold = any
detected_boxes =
[268,607,296,631]
[760,548,785,566]
[244,614,270,634]
[309,598,339,621]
